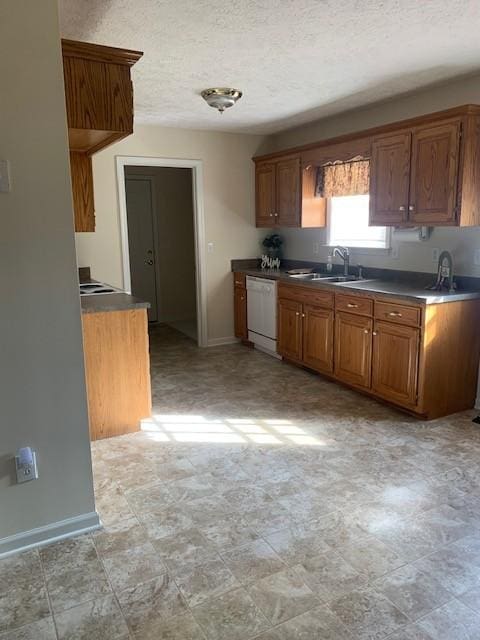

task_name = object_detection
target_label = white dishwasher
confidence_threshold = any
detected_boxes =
[246,276,279,357]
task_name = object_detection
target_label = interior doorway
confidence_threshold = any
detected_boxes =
[116,156,207,346]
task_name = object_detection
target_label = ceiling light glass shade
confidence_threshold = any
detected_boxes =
[201,88,242,113]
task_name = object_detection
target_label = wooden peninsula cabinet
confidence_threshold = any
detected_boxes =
[275,281,480,419]
[82,307,151,440]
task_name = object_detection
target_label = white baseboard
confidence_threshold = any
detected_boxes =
[0,511,101,558]
[207,336,239,347]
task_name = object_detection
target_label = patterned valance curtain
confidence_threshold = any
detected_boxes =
[315,157,370,198]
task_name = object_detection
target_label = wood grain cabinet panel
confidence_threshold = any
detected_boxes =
[255,156,325,228]
[62,39,142,231]
[372,321,419,407]
[234,286,248,340]
[256,163,276,227]
[369,132,411,225]
[82,309,151,441]
[409,121,460,225]
[276,157,301,226]
[334,312,372,389]
[303,305,334,374]
[278,298,303,362]
[69,151,95,232]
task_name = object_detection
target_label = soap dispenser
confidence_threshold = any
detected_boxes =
[326,253,333,273]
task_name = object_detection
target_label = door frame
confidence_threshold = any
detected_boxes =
[116,155,208,347]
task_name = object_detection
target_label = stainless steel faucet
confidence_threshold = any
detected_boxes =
[332,246,350,276]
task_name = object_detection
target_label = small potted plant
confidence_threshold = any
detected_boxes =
[262,233,283,259]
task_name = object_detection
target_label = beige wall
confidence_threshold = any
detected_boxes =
[268,74,480,277]
[76,127,267,342]
[0,2,96,546]
[125,166,196,324]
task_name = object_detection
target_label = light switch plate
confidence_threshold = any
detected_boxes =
[0,160,11,193]
[432,248,440,263]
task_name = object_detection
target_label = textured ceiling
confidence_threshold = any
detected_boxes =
[58,0,480,135]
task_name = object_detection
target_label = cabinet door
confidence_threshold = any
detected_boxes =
[372,321,419,407]
[278,298,303,361]
[303,304,334,374]
[234,287,247,340]
[369,132,411,225]
[334,312,372,388]
[70,151,95,232]
[276,157,301,227]
[409,121,460,224]
[256,163,276,227]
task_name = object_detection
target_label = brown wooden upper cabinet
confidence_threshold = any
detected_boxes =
[255,156,326,228]
[370,118,466,226]
[62,39,143,232]
[255,105,480,229]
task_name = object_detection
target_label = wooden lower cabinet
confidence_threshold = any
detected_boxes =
[278,298,303,361]
[372,321,419,407]
[82,308,152,440]
[303,304,334,373]
[234,286,247,340]
[262,277,480,419]
[334,312,372,388]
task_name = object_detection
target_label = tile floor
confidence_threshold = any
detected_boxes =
[3,325,480,639]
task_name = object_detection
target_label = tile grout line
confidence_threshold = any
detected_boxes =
[37,547,61,640]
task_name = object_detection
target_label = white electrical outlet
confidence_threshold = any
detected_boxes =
[207,242,214,253]
[474,249,480,266]
[432,248,440,263]
[313,242,320,254]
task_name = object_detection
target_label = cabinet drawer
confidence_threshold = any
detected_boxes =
[233,272,246,288]
[278,283,333,308]
[335,293,373,316]
[375,301,421,326]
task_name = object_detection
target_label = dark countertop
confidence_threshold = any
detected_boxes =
[81,292,150,314]
[234,267,480,305]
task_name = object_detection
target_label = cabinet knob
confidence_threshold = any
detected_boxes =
[364,329,369,334]
[240,296,244,301]
[399,206,406,212]
[408,204,415,211]
[347,303,359,308]
[295,312,300,316]
[269,213,273,217]
[302,313,306,318]
[373,331,378,336]
[274,213,279,217]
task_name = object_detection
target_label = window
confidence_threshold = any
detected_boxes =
[327,195,390,249]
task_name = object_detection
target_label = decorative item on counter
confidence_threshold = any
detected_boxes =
[261,255,281,270]
[427,250,456,293]
[262,233,283,259]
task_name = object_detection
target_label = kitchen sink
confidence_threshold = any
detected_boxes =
[287,273,361,282]
[287,273,336,280]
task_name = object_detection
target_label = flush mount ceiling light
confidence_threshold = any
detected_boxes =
[201,88,242,113]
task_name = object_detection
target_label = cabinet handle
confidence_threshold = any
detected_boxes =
[302,313,306,318]
[274,213,279,217]
[364,329,369,334]
[409,204,415,211]
[295,312,300,316]
[347,303,359,308]
[269,213,273,217]
[373,331,378,336]
[388,311,402,317]
[399,205,406,211]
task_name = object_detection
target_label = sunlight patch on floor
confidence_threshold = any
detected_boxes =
[141,415,326,446]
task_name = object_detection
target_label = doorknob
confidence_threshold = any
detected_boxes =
[145,259,154,265]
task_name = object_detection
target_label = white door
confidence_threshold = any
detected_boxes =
[125,177,158,322]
